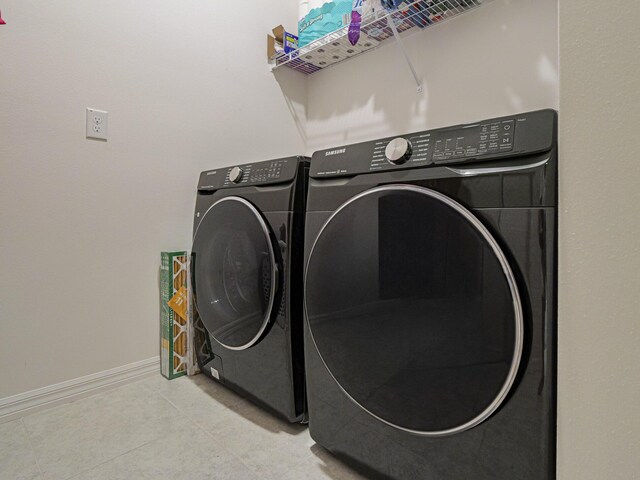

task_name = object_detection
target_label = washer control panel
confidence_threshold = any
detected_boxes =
[371,133,432,171]
[310,110,556,179]
[246,158,287,183]
[197,157,300,191]
[433,119,514,164]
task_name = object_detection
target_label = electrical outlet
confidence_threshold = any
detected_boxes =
[86,108,108,140]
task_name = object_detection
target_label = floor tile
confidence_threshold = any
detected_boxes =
[9,373,366,480]
[281,444,368,480]
[69,424,256,480]
[142,375,248,433]
[208,400,311,479]
[0,419,42,480]
[142,373,314,478]
[142,374,243,412]
[22,383,185,480]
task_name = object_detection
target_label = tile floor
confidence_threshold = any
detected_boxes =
[1,374,365,480]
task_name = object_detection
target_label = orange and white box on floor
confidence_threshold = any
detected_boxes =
[160,251,198,379]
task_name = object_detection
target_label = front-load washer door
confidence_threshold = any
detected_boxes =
[305,185,524,437]
[192,196,278,351]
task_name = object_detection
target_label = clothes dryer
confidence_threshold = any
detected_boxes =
[304,111,557,478]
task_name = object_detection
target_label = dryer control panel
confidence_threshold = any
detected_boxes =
[198,156,301,191]
[432,119,514,163]
[311,109,556,179]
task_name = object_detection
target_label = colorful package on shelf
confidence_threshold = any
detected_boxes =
[394,1,450,27]
[284,31,299,53]
[279,0,484,75]
[348,0,364,45]
[401,1,432,28]
[298,0,353,47]
[160,251,194,380]
[371,1,446,37]
[349,0,381,46]
[380,0,400,10]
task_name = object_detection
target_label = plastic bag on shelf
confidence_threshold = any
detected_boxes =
[348,0,364,45]
[349,0,382,45]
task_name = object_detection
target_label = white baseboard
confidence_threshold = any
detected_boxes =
[0,357,159,424]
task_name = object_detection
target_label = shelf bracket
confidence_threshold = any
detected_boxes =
[388,16,423,94]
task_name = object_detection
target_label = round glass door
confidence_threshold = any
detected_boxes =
[192,196,278,350]
[305,185,523,436]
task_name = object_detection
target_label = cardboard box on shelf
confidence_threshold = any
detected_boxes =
[267,25,298,60]
[267,34,284,60]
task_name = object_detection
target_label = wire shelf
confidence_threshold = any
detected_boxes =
[272,0,489,75]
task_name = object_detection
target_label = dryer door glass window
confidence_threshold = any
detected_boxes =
[192,197,277,350]
[305,185,523,436]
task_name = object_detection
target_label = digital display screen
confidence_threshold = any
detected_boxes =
[433,120,514,163]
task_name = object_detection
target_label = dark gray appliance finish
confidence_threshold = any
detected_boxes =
[303,110,557,479]
[192,156,309,422]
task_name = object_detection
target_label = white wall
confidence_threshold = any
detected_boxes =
[0,1,305,398]
[557,1,640,478]
[306,0,559,153]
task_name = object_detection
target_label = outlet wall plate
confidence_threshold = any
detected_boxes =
[86,108,108,140]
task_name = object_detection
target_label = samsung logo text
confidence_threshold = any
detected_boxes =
[325,148,346,157]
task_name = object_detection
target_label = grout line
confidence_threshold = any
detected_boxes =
[153,384,261,479]
[61,390,186,478]
[24,373,328,479]
[18,374,307,480]
[64,439,158,480]
[21,417,45,479]
[131,375,308,479]
[287,450,315,471]
[19,379,176,480]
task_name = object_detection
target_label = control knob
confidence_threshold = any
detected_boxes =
[229,166,244,183]
[385,138,412,164]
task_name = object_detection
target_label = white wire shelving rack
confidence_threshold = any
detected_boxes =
[271,0,491,92]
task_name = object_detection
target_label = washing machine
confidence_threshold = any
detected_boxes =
[303,110,557,478]
[191,156,309,422]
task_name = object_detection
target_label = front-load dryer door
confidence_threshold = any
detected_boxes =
[192,196,278,351]
[305,185,524,437]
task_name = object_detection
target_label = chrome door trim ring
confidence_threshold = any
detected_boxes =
[193,196,278,351]
[304,184,524,437]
